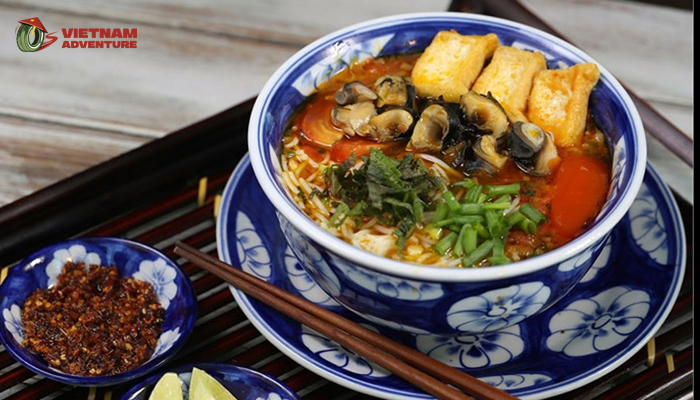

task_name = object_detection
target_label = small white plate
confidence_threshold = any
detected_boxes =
[120,362,299,400]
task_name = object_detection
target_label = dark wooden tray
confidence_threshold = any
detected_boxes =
[0,4,692,399]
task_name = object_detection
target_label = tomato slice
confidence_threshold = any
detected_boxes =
[298,96,344,147]
[548,154,610,240]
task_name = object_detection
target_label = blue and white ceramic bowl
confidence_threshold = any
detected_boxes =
[0,237,197,387]
[120,362,300,400]
[247,13,647,336]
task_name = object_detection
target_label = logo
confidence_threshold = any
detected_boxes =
[14,17,138,51]
[16,17,58,52]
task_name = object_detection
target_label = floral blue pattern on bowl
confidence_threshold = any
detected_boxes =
[0,237,197,387]
[120,362,300,400]
[247,12,648,336]
[217,155,685,400]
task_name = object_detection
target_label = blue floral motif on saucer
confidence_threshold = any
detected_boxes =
[216,155,685,400]
[0,237,198,387]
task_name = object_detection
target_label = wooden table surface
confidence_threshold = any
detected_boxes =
[0,0,693,209]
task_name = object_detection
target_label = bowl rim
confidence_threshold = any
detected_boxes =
[0,236,197,386]
[248,11,647,282]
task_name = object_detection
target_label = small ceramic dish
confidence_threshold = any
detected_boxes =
[119,362,300,400]
[0,237,197,387]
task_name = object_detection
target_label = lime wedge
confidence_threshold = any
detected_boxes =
[149,372,184,400]
[189,367,238,400]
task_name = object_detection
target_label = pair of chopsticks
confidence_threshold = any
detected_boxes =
[174,241,520,400]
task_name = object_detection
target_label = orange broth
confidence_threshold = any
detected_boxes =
[284,54,611,263]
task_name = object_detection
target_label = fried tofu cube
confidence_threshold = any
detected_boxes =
[527,63,600,147]
[411,31,499,102]
[471,46,547,120]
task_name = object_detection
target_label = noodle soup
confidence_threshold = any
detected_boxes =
[246,13,646,336]
[280,33,611,268]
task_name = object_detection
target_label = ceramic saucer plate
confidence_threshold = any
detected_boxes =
[216,154,685,400]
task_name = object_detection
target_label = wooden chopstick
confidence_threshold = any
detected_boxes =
[174,241,520,400]
[450,0,694,168]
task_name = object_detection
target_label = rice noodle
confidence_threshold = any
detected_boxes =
[297,177,313,195]
[284,135,299,148]
[281,172,296,192]
[311,196,330,217]
[280,154,290,173]
[364,218,378,229]
[294,160,309,176]
[306,170,320,182]
[340,221,353,240]
[283,168,300,188]
[288,158,299,172]
[295,151,309,162]
[506,196,521,216]
[419,153,463,179]
[372,224,394,235]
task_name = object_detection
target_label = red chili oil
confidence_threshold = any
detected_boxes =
[21,262,165,376]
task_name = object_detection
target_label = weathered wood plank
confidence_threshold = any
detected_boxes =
[0,0,451,46]
[520,0,693,137]
[0,1,451,207]
[0,6,301,136]
[0,116,148,206]
[0,1,691,137]
[0,0,692,207]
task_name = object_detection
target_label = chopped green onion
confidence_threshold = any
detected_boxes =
[462,226,477,255]
[433,215,484,228]
[483,201,511,210]
[492,236,505,257]
[452,178,478,189]
[489,255,512,265]
[444,224,459,232]
[460,203,485,215]
[463,239,495,267]
[492,194,512,204]
[465,185,483,203]
[484,209,507,237]
[432,218,456,228]
[443,191,462,213]
[486,183,521,198]
[433,203,450,223]
[473,222,490,239]
[520,203,547,225]
[489,237,511,265]
[454,215,485,225]
[434,232,458,255]
[430,179,544,267]
[519,218,538,235]
[506,211,526,227]
[452,225,468,257]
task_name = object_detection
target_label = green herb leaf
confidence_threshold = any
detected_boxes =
[324,148,444,253]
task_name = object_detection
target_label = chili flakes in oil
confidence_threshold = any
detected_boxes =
[21,262,165,376]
